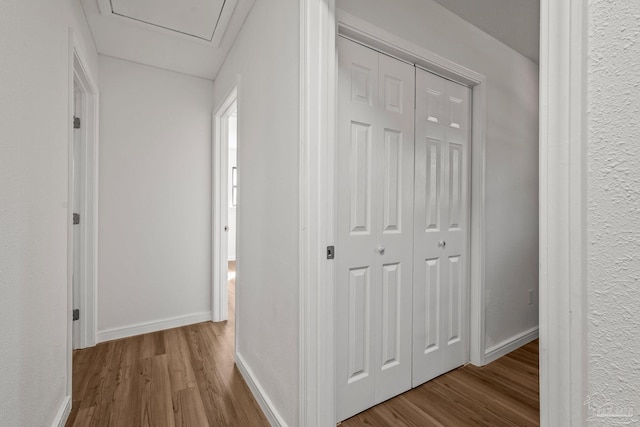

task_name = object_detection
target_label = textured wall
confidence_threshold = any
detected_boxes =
[587,1,640,422]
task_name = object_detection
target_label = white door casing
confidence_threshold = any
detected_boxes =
[412,68,471,385]
[336,37,415,422]
[212,87,237,322]
[72,85,83,350]
[67,34,99,354]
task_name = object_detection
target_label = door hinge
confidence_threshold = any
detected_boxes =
[73,309,80,321]
[73,116,81,129]
[73,213,80,225]
[327,245,335,260]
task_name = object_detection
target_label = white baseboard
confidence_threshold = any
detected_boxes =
[236,352,288,427]
[96,311,212,343]
[52,395,71,427]
[483,326,539,365]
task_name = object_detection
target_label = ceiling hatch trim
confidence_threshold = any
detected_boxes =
[95,0,237,47]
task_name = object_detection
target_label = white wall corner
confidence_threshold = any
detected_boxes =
[51,395,71,427]
[484,327,539,365]
[236,353,289,427]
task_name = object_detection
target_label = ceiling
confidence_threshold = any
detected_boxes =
[431,0,540,63]
[109,0,225,41]
[82,0,538,80]
[82,0,255,80]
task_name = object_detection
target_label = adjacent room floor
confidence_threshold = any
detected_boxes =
[342,340,539,427]
[67,262,539,426]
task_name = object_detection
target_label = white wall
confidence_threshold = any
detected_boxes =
[98,56,214,338]
[0,0,98,425]
[338,0,540,351]
[587,1,640,415]
[211,0,300,424]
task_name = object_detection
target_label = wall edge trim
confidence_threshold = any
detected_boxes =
[96,311,212,343]
[484,327,539,365]
[51,395,71,427]
[236,352,289,427]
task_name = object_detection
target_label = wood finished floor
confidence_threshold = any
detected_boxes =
[341,340,540,427]
[66,262,269,427]
[68,258,538,426]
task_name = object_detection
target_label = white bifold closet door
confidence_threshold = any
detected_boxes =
[336,37,471,422]
[412,68,471,386]
[336,37,415,422]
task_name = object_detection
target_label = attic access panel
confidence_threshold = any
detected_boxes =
[108,0,230,43]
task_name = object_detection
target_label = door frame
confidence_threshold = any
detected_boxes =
[299,0,337,424]
[299,6,488,426]
[212,84,238,323]
[68,30,99,351]
[539,0,588,424]
[67,28,99,398]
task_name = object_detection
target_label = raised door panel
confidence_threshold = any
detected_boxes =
[384,75,404,114]
[382,129,402,233]
[448,143,463,230]
[423,258,440,354]
[349,122,373,234]
[351,64,374,106]
[447,256,462,345]
[425,138,442,231]
[347,267,372,383]
[380,263,401,370]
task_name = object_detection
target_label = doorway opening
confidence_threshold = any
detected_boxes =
[72,80,82,350]
[213,87,238,324]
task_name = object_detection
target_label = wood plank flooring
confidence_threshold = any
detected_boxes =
[66,264,269,427]
[68,258,538,426]
[341,340,540,427]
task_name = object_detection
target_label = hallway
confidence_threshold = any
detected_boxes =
[66,269,269,426]
[68,301,537,427]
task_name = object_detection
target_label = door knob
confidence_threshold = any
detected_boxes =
[376,245,385,255]
[438,240,446,248]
